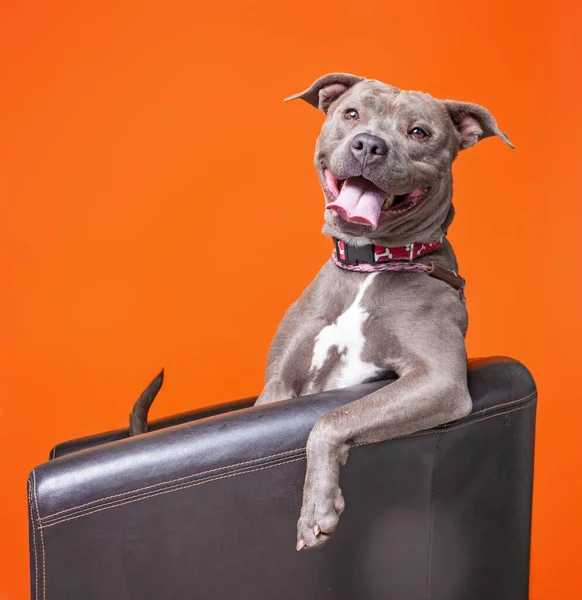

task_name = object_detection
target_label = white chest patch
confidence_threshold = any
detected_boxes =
[310,273,382,389]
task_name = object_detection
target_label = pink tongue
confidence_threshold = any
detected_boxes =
[327,177,386,229]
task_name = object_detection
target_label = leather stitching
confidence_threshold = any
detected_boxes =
[41,456,306,529]
[39,392,536,523]
[32,471,47,600]
[28,474,39,600]
[457,393,535,418]
[42,446,305,520]
[352,392,537,450]
[425,433,441,600]
[387,393,536,441]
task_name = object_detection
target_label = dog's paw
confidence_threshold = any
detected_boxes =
[296,487,345,551]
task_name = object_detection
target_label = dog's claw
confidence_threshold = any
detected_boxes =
[297,484,344,550]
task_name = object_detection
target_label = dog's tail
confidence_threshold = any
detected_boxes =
[129,369,164,436]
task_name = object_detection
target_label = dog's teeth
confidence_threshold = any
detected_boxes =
[382,195,395,210]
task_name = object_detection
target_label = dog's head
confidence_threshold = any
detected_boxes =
[286,73,513,243]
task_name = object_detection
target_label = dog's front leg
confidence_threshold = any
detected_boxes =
[255,379,296,406]
[255,292,325,406]
[296,365,472,550]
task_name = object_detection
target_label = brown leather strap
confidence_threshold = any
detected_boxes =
[427,262,466,291]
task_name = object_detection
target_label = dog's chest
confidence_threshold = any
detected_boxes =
[306,273,382,392]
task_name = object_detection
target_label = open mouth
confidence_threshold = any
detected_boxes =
[323,170,427,229]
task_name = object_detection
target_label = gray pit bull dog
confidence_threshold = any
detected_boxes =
[128,72,512,551]
[254,72,513,551]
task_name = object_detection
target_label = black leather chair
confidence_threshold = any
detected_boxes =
[28,357,536,599]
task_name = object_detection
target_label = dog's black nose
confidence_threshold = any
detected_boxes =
[350,133,388,162]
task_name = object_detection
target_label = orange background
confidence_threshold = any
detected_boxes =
[1,1,580,597]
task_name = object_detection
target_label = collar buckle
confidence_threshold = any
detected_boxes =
[335,239,375,265]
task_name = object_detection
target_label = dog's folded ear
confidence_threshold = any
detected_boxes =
[285,73,365,113]
[443,100,515,149]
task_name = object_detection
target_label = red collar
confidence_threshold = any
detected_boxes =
[331,236,466,302]
[334,236,444,266]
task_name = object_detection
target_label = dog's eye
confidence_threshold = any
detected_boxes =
[344,109,359,121]
[409,127,429,140]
